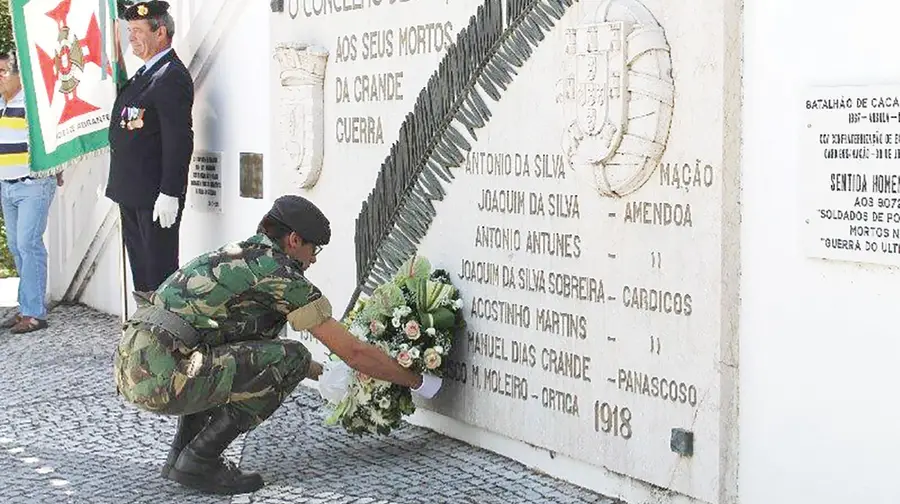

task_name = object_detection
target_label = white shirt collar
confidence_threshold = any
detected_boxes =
[139,47,173,75]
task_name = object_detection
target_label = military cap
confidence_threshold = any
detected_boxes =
[267,195,331,246]
[121,1,170,20]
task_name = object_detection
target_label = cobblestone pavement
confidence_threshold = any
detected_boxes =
[0,304,620,504]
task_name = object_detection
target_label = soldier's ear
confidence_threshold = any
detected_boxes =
[285,231,301,250]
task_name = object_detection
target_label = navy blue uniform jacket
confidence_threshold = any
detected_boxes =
[106,50,194,209]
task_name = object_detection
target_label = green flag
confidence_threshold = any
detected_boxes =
[9,0,122,175]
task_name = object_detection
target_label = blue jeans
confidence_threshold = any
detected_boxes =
[0,176,57,319]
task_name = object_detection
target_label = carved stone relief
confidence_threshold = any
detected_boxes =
[272,43,328,192]
[558,0,674,198]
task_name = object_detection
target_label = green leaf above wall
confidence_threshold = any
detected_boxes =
[346,0,576,317]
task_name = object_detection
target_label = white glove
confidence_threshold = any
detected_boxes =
[152,193,179,228]
[412,374,442,399]
[319,360,353,404]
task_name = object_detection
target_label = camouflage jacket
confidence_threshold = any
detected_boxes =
[149,233,323,346]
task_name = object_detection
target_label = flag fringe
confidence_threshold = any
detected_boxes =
[30,147,111,178]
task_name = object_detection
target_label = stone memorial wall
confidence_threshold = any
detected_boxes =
[273,0,740,502]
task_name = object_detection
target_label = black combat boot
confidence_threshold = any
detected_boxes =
[168,409,264,495]
[161,412,210,479]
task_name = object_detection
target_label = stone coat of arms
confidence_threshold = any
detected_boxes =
[559,0,674,198]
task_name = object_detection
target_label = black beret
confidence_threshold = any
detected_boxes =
[121,1,169,20]
[267,195,331,246]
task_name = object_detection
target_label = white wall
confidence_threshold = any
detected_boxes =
[741,1,900,504]
[55,0,900,502]
[177,2,273,261]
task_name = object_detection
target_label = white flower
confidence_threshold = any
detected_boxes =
[425,327,436,336]
[391,316,401,328]
[354,387,372,405]
[369,409,391,427]
[369,320,386,336]
[409,347,421,359]
[434,346,444,355]
[350,325,367,338]
[451,298,463,310]
[392,305,412,318]
[403,320,421,340]
[424,348,442,370]
[397,351,413,368]
[379,396,391,409]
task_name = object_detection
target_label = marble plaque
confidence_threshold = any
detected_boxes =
[276,0,740,502]
[188,150,223,213]
[803,85,900,266]
[413,2,739,503]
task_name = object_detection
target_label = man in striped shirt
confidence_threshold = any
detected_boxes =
[0,51,62,334]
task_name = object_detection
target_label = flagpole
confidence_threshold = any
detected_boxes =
[110,5,128,323]
[118,211,129,323]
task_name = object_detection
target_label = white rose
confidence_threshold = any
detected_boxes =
[423,348,442,370]
[403,320,421,340]
[397,351,413,368]
[425,327,436,336]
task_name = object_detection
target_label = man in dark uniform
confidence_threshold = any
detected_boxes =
[113,195,442,494]
[107,1,194,300]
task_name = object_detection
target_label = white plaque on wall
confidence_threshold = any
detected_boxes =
[804,85,900,267]
[188,150,223,213]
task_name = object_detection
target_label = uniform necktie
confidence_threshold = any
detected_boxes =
[134,65,146,78]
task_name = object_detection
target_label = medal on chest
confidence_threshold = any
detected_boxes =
[120,106,145,130]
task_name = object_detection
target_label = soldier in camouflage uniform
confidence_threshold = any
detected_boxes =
[113,195,443,495]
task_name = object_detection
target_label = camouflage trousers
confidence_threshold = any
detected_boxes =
[113,323,311,431]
